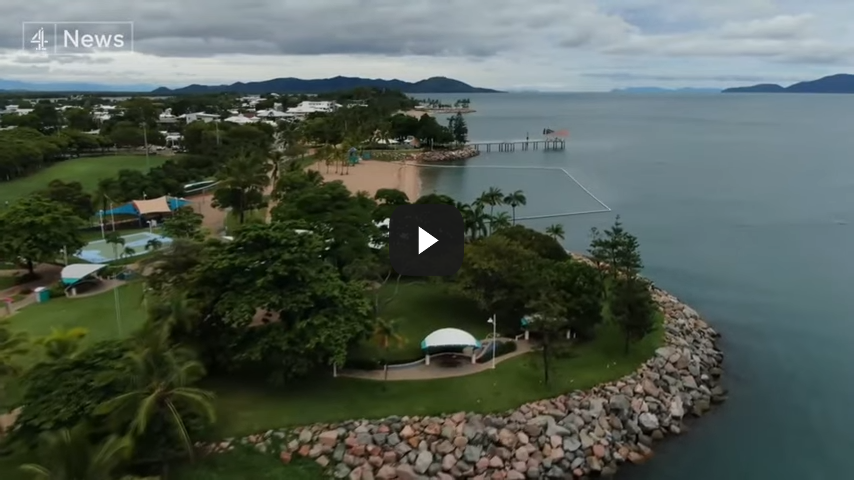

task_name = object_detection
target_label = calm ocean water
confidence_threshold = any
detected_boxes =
[417,93,854,479]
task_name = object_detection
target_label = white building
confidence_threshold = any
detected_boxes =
[224,114,256,124]
[158,108,178,124]
[285,101,341,117]
[180,112,220,123]
[255,109,295,120]
[1,105,34,115]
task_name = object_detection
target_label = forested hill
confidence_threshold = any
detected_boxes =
[152,76,502,95]
[723,74,854,93]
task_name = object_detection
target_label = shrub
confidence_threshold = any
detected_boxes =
[48,281,66,298]
[10,339,132,448]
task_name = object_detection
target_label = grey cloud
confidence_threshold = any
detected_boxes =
[0,0,627,58]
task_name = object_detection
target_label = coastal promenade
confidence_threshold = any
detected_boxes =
[203,282,727,479]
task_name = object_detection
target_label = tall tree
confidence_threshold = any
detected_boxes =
[212,150,270,225]
[477,187,504,217]
[271,173,377,272]
[608,276,656,353]
[0,197,85,275]
[161,207,204,240]
[373,188,409,223]
[105,232,125,261]
[503,190,527,225]
[372,318,405,382]
[184,222,373,382]
[447,113,469,144]
[545,224,565,241]
[98,328,216,464]
[36,180,95,219]
[527,293,569,386]
[456,235,545,323]
[488,212,512,233]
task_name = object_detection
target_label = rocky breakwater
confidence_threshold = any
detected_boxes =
[209,289,726,479]
[417,147,480,163]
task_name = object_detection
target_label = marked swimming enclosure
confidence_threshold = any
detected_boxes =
[76,232,172,263]
[415,164,611,221]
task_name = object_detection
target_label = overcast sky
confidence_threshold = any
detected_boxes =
[0,0,852,91]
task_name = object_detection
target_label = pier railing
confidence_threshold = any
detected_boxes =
[466,139,566,152]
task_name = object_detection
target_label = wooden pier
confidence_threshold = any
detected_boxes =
[467,139,566,152]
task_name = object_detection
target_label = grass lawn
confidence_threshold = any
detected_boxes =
[0,155,169,205]
[350,281,490,363]
[208,317,664,438]
[174,448,323,480]
[4,282,146,367]
[0,275,18,290]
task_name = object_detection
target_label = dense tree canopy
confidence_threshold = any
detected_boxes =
[182,222,373,381]
[0,196,85,274]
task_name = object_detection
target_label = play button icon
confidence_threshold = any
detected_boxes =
[418,227,438,254]
[389,204,464,276]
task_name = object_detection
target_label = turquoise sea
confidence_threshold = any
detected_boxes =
[417,93,854,479]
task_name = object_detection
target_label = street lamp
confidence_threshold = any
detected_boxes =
[487,315,497,369]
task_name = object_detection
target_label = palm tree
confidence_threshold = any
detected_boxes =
[122,246,136,259]
[503,190,527,225]
[144,238,162,252]
[98,328,215,463]
[36,327,87,360]
[488,212,512,233]
[146,293,198,336]
[372,318,405,382]
[545,224,565,241]
[105,232,125,261]
[478,187,504,217]
[19,424,132,480]
[214,150,270,224]
[0,318,28,402]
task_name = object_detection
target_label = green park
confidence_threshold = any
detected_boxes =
[0,89,662,479]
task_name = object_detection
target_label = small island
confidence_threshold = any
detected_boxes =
[723,73,854,94]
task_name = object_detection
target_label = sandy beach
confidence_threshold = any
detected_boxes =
[307,159,421,201]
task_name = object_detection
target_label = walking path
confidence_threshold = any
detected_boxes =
[339,339,534,381]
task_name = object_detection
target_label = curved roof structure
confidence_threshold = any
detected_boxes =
[61,263,107,285]
[421,328,481,350]
[99,196,192,218]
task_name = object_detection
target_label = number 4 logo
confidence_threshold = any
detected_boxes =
[30,27,48,51]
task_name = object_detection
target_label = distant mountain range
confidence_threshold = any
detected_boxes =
[611,87,721,93]
[0,79,156,92]
[151,76,501,95]
[723,74,854,93]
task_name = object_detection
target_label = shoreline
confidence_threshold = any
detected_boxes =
[205,270,726,479]
[309,159,421,201]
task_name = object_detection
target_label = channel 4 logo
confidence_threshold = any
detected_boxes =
[22,22,134,55]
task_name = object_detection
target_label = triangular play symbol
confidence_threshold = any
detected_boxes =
[418,227,438,254]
